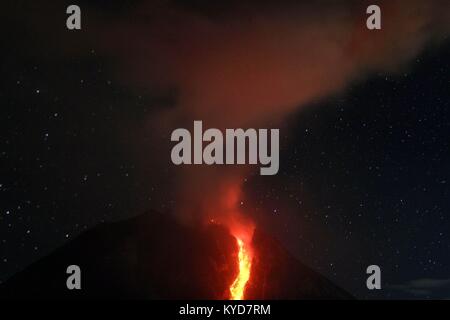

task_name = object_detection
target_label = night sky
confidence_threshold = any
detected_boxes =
[1,1,450,299]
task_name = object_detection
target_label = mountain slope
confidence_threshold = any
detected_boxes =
[0,211,352,299]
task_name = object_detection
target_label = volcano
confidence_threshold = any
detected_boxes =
[0,211,352,299]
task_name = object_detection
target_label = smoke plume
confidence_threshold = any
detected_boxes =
[65,0,450,230]
[89,0,450,231]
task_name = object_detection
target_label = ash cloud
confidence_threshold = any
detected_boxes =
[10,0,449,226]
[88,0,450,226]
[96,0,449,126]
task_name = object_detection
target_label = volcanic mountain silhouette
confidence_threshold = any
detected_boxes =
[0,211,352,299]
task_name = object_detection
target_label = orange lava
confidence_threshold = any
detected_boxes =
[229,237,252,300]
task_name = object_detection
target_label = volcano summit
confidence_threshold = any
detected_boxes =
[0,211,352,299]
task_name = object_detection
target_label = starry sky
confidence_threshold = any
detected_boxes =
[252,44,450,298]
[1,0,450,299]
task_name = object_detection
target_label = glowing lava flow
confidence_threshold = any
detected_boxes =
[229,238,252,300]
